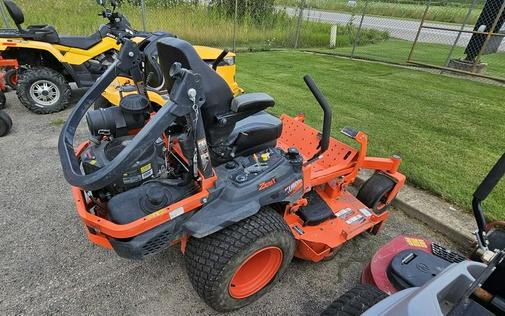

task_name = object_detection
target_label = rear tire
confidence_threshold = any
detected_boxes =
[0,110,12,137]
[356,173,396,214]
[321,284,387,316]
[17,67,71,114]
[185,208,295,312]
[0,90,6,109]
[5,68,17,90]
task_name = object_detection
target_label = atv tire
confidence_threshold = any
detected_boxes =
[0,110,12,137]
[5,68,17,90]
[357,172,396,214]
[93,95,113,110]
[0,90,6,109]
[321,284,388,316]
[185,208,295,312]
[17,67,71,114]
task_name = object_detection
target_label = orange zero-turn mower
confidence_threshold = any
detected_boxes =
[0,56,18,109]
[58,37,405,312]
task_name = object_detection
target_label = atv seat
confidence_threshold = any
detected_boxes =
[3,0,59,43]
[157,37,283,164]
[58,31,103,50]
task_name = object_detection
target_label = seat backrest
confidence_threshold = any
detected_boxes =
[4,0,24,30]
[157,37,235,147]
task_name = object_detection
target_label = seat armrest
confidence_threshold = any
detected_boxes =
[231,93,274,113]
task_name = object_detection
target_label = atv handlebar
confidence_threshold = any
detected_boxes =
[303,75,332,163]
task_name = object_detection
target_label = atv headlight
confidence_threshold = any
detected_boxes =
[223,56,236,66]
[206,56,236,68]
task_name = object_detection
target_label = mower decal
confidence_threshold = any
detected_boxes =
[169,207,185,220]
[258,177,277,191]
[293,225,305,235]
[346,214,365,225]
[197,138,211,172]
[359,208,372,217]
[336,208,353,219]
[140,163,152,173]
[141,169,154,180]
[284,179,303,196]
[146,209,166,220]
[405,237,428,249]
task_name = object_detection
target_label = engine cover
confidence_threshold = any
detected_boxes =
[80,136,165,194]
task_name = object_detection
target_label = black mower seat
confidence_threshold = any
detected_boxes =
[58,31,102,50]
[228,111,282,157]
[157,37,284,164]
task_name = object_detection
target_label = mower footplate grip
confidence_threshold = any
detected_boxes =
[341,126,359,139]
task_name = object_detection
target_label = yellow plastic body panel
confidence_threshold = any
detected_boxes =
[0,36,145,65]
[103,45,243,106]
[103,77,167,106]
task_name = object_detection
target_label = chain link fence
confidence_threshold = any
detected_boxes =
[4,0,505,81]
[407,0,505,80]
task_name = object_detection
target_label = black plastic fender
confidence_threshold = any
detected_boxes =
[183,150,304,238]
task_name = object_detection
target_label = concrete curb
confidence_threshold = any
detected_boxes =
[356,171,476,247]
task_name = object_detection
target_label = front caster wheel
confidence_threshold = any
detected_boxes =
[357,172,396,214]
[17,67,71,114]
[185,208,295,312]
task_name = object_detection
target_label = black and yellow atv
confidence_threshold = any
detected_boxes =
[0,0,240,114]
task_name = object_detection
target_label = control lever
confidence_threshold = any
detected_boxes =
[303,75,332,164]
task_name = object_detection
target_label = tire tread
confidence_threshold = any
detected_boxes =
[321,284,388,316]
[16,67,71,114]
[185,208,293,311]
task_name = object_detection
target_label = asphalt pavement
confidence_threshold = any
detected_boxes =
[284,6,505,51]
[0,91,461,315]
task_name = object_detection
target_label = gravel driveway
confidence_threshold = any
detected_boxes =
[0,91,460,315]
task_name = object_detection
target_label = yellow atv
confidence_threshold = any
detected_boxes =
[0,0,241,114]
[100,44,242,109]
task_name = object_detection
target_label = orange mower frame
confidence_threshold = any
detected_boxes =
[72,113,404,262]
[59,37,407,312]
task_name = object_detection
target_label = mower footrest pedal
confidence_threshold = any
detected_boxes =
[297,191,334,226]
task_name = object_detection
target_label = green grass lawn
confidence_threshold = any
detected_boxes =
[237,50,505,221]
[308,39,505,79]
[14,0,387,49]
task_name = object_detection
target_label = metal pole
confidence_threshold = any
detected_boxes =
[233,0,238,52]
[141,0,147,32]
[294,0,306,49]
[407,0,431,62]
[351,0,369,58]
[0,2,10,28]
[472,0,505,71]
[445,0,478,66]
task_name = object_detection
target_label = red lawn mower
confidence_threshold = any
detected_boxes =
[0,56,18,109]
[323,153,505,315]
[0,57,16,136]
